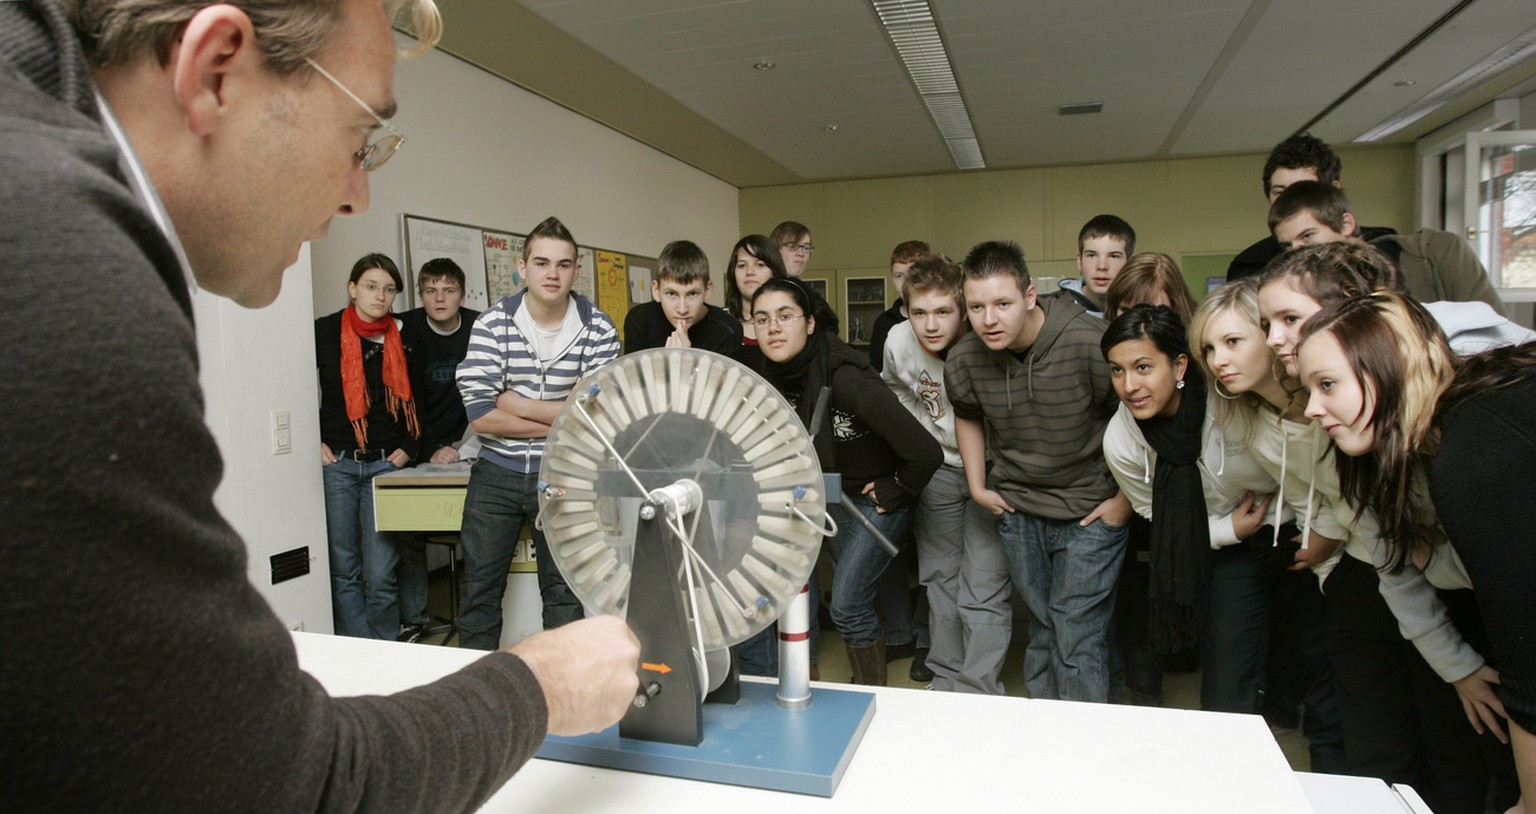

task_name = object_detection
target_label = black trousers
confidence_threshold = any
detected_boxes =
[1322,554,1506,814]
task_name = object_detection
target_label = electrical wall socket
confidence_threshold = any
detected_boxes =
[272,410,292,455]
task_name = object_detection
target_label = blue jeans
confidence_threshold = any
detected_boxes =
[458,459,580,650]
[997,511,1127,702]
[396,533,429,627]
[735,569,820,677]
[323,457,402,639]
[825,493,911,648]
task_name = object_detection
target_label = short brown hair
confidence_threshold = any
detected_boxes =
[1268,180,1352,235]
[655,240,710,287]
[525,216,577,254]
[889,240,931,266]
[417,257,464,290]
[769,221,811,247]
[962,240,1029,297]
[902,254,963,308]
[1104,253,1196,323]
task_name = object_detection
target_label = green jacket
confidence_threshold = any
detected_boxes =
[1371,229,1507,316]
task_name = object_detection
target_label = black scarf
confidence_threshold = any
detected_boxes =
[1136,364,1211,654]
[762,330,871,471]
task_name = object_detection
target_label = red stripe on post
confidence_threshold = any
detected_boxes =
[779,631,810,642]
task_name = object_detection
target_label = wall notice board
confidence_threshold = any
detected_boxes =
[401,215,654,338]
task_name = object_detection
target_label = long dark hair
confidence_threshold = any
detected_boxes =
[1303,292,1536,571]
[724,235,787,319]
[1296,292,1451,570]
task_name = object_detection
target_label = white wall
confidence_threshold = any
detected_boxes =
[197,247,333,633]
[197,37,738,630]
[311,37,742,315]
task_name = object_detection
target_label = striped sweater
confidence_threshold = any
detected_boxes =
[944,290,1120,520]
[457,290,619,473]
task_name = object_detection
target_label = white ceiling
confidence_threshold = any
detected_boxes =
[435,0,1536,186]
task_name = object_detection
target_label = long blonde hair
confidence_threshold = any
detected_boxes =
[1188,278,1271,444]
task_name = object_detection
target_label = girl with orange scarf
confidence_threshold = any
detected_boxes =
[316,253,421,639]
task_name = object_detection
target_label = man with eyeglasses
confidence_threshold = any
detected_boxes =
[0,0,639,810]
[622,239,741,354]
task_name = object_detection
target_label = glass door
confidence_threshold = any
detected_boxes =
[1463,131,1536,292]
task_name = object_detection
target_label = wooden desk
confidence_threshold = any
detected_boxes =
[291,632,1428,813]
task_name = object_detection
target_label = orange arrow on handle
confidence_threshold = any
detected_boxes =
[641,662,672,675]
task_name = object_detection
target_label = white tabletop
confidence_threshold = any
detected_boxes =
[291,632,1425,813]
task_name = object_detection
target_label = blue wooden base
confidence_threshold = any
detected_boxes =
[537,681,876,797]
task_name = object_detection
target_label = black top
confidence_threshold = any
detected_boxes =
[1429,374,1536,735]
[867,299,905,372]
[315,309,421,460]
[400,306,479,457]
[808,286,840,336]
[768,336,941,511]
[622,301,743,355]
[1225,226,1397,282]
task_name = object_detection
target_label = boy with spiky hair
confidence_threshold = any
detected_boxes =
[882,254,1011,693]
[457,216,620,648]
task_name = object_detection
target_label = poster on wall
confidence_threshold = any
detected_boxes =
[401,215,490,309]
[574,247,597,303]
[484,232,523,304]
[594,250,629,333]
[629,263,653,304]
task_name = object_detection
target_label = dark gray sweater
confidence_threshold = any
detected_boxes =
[944,290,1120,520]
[0,2,547,810]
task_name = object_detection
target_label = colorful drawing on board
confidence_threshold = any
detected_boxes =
[484,231,522,303]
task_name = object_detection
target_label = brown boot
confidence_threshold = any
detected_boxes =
[845,635,888,686]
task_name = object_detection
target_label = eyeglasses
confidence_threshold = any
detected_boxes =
[752,312,807,329]
[780,242,815,254]
[303,57,404,172]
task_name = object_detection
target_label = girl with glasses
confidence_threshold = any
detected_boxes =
[751,278,942,684]
[315,253,420,640]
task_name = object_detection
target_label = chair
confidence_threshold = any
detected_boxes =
[423,534,461,646]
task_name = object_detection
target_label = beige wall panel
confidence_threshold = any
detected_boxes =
[930,168,1049,261]
[1046,161,1172,261]
[742,147,1416,280]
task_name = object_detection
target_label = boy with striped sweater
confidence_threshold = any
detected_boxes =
[456,217,620,649]
[945,240,1131,702]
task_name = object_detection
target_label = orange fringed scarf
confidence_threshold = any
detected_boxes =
[341,306,419,449]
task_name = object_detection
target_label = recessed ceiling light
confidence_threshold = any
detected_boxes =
[824,124,839,133]
[753,61,775,71]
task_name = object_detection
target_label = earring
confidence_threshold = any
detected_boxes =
[1175,379,1185,390]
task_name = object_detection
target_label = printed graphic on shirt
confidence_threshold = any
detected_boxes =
[917,370,946,421]
[832,408,866,442]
